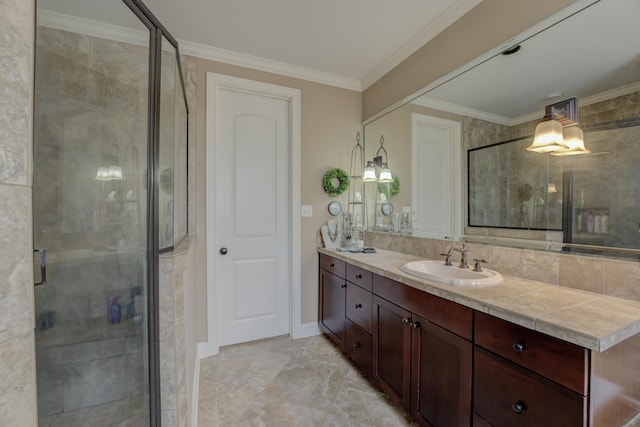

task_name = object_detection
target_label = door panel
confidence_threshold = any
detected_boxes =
[215,85,290,346]
[412,316,472,427]
[412,113,462,239]
[373,295,411,410]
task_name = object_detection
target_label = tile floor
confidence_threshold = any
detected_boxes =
[197,334,640,427]
[197,334,417,427]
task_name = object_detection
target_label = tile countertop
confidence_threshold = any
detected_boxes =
[318,247,640,352]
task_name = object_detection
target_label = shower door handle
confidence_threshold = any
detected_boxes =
[34,248,47,286]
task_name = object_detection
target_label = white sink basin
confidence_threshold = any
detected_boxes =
[400,260,503,287]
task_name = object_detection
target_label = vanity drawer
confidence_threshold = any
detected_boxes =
[474,311,588,394]
[474,347,587,427]
[346,263,372,291]
[346,282,372,334]
[319,253,345,278]
[346,319,372,377]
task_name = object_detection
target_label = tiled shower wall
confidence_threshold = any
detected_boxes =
[0,0,38,425]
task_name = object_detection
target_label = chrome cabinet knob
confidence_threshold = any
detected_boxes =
[511,400,527,414]
[512,342,527,353]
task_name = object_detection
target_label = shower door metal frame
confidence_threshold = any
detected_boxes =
[121,1,189,425]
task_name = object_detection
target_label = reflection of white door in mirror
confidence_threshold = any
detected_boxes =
[411,113,462,240]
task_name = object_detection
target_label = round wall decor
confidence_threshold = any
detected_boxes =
[328,201,342,216]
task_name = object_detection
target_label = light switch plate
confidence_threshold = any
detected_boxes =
[301,205,313,217]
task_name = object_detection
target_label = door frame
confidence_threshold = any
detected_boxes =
[201,72,301,357]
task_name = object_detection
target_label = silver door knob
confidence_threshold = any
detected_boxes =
[219,247,228,255]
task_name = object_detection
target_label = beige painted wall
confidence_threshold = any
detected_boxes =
[190,57,362,339]
[362,0,577,120]
[0,0,38,425]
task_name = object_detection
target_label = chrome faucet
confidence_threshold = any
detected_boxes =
[451,244,469,269]
[439,247,455,266]
[473,258,487,272]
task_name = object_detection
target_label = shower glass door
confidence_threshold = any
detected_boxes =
[34,1,152,425]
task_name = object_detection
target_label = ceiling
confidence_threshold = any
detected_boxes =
[414,0,640,124]
[38,0,481,91]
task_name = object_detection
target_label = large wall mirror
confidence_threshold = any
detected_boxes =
[363,0,640,258]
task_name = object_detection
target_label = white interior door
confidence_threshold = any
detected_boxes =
[213,80,291,346]
[412,113,462,240]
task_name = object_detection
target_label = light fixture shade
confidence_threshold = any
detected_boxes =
[552,125,590,156]
[363,161,377,182]
[547,182,557,193]
[108,165,123,180]
[378,164,393,182]
[95,166,110,180]
[528,118,565,153]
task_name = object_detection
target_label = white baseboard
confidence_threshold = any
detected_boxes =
[291,321,321,339]
[198,341,219,360]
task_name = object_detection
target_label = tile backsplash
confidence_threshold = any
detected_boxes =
[366,232,640,303]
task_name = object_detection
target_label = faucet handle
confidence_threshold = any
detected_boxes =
[473,259,487,272]
[440,253,453,266]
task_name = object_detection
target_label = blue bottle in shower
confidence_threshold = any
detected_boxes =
[110,297,121,324]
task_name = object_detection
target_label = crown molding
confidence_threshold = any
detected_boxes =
[579,81,640,108]
[38,10,148,47]
[361,0,482,90]
[179,40,362,91]
[37,10,362,92]
[414,80,640,128]
[411,96,514,126]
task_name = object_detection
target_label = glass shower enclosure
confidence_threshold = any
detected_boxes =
[33,0,187,425]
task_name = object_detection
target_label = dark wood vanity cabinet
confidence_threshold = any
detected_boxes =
[318,253,640,427]
[373,274,473,426]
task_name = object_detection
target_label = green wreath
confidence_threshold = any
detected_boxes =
[322,168,349,197]
[378,175,400,199]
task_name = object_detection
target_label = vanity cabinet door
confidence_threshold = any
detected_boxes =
[319,268,346,349]
[372,295,412,411]
[411,315,472,427]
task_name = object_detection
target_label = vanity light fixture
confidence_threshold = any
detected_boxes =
[527,114,565,153]
[528,97,589,155]
[363,135,393,182]
[363,161,377,181]
[551,124,590,156]
[95,166,110,180]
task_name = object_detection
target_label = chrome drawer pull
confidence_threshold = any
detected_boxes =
[355,303,362,309]
[511,400,527,414]
[512,342,527,353]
